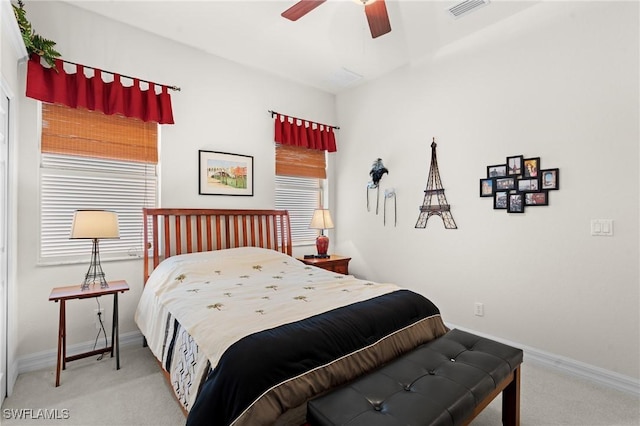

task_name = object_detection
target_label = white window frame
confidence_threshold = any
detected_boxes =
[39,153,157,265]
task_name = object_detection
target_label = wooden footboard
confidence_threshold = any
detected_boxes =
[143,208,292,283]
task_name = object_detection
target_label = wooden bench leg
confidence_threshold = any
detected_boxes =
[502,366,521,426]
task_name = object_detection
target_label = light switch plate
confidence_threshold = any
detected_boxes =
[591,219,613,236]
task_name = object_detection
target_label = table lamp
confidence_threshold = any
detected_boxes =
[309,209,334,258]
[70,210,120,290]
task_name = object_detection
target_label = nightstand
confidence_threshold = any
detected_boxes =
[48,280,129,386]
[298,254,351,275]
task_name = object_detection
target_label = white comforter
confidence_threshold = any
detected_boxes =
[135,247,400,410]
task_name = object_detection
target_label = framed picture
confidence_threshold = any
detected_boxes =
[494,191,508,209]
[517,177,540,192]
[525,191,549,206]
[507,192,525,213]
[540,168,559,190]
[487,164,507,178]
[506,155,523,176]
[479,178,494,197]
[481,155,558,213]
[495,177,516,190]
[198,150,254,196]
[523,157,540,178]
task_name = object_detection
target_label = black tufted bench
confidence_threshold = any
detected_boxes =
[307,329,523,426]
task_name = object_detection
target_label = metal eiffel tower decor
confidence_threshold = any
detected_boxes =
[415,138,458,229]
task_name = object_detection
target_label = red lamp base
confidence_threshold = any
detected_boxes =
[315,235,329,258]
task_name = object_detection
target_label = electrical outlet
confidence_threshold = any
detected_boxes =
[474,303,484,317]
[94,308,105,330]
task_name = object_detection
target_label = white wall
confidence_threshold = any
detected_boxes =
[9,0,639,390]
[14,1,335,361]
[334,1,639,380]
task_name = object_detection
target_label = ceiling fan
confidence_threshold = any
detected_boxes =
[281,0,392,39]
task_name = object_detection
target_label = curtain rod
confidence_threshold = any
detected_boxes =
[61,58,181,91]
[268,110,339,130]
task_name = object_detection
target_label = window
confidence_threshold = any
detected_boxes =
[39,103,157,264]
[274,144,326,245]
[275,175,322,244]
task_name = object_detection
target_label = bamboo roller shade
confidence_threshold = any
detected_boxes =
[275,144,326,179]
[41,103,158,163]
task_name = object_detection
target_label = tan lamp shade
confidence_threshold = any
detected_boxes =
[309,209,334,230]
[70,210,120,239]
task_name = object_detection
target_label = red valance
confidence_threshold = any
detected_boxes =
[273,113,337,152]
[26,55,174,124]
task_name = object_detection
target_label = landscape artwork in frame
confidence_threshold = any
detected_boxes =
[507,193,525,213]
[494,191,508,209]
[495,177,516,191]
[540,168,560,190]
[525,192,548,206]
[487,164,508,178]
[507,155,523,176]
[199,150,254,196]
[480,178,494,197]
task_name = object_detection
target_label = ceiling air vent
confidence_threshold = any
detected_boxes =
[327,68,363,88]
[447,0,490,19]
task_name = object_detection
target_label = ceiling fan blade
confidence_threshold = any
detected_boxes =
[282,0,327,21]
[365,0,392,38]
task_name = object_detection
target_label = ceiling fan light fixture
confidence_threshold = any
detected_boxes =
[282,0,390,39]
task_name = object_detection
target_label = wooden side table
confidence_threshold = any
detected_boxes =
[298,254,351,275]
[48,280,129,386]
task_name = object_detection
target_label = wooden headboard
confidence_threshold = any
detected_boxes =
[143,208,292,283]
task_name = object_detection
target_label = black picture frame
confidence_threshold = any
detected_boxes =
[487,164,507,178]
[494,191,508,209]
[517,177,540,192]
[495,177,516,191]
[506,155,523,176]
[480,154,559,213]
[507,192,525,213]
[480,178,494,197]
[540,168,560,190]
[525,191,549,206]
[198,150,254,196]
[523,157,540,178]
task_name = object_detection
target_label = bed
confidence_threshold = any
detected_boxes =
[135,208,448,425]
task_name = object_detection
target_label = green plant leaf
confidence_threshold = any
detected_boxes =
[13,1,61,70]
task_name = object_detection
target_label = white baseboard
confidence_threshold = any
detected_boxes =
[447,323,640,397]
[17,330,144,375]
[8,358,18,396]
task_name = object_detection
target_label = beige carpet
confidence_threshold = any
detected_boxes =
[1,345,184,425]
[1,343,639,425]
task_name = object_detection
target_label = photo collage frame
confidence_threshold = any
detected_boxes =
[480,155,559,213]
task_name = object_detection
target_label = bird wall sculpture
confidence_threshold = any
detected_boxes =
[367,158,389,214]
[369,158,388,188]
